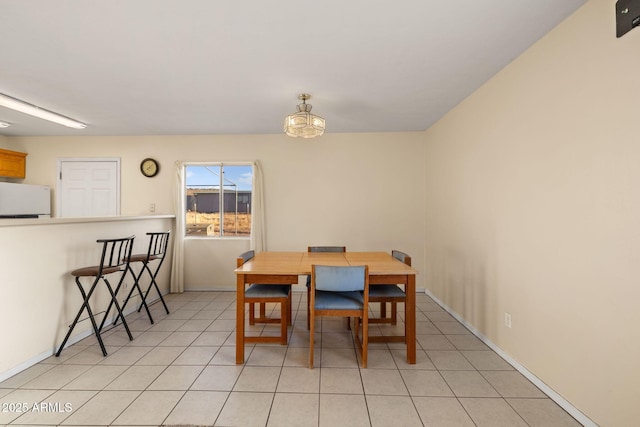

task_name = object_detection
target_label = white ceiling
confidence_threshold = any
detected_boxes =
[0,0,586,137]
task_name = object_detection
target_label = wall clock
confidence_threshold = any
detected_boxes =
[140,158,159,177]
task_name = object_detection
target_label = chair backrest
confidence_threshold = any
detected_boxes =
[391,250,411,266]
[147,231,170,259]
[308,246,346,253]
[96,235,135,272]
[312,264,368,292]
[306,247,347,287]
[237,250,255,267]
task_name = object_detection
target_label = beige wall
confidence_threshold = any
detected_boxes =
[7,132,427,289]
[423,0,638,425]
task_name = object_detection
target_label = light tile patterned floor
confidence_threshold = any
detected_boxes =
[0,291,582,426]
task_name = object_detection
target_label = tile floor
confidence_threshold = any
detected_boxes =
[0,291,582,426]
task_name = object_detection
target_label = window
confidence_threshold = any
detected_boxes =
[185,163,253,237]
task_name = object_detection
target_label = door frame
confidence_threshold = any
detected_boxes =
[56,157,121,217]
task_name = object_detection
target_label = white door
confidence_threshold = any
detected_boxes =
[58,159,120,217]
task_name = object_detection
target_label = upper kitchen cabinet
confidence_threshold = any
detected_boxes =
[0,148,27,178]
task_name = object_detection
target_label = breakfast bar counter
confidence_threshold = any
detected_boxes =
[0,215,175,382]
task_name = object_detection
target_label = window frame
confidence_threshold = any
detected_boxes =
[183,161,253,239]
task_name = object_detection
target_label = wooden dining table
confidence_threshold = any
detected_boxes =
[234,251,418,364]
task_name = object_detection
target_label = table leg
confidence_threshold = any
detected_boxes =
[236,273,245,364]
[406,274,416,364]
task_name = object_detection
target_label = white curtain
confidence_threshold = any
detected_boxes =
[170,161,185,293]
[250,160,266,252]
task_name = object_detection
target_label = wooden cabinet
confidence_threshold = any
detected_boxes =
[0,148,27,178]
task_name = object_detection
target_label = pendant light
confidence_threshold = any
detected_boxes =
[284,93,325,138]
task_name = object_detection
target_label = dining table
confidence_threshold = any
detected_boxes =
[234,251,418,364]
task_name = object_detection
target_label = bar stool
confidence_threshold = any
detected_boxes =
[114,231,170,325]
[56,236,135,357]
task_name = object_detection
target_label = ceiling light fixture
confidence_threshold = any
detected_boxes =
[284,93,325,138]
[0,92,87,129]
[0,121,10,128]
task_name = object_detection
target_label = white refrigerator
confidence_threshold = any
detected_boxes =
[0,182,51,218]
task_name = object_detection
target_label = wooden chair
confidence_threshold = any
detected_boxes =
[309,264,369,368]
[56,236,135,357]
[238,250,290,345]
[306,246,346,329]
[368,250,410,343]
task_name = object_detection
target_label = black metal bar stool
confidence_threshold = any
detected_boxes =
[114,231,170,325]
[56,235,135,357]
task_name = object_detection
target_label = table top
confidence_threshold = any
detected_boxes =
[234,251,417,276]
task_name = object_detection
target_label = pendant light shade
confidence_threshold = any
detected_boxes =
[284,93,325,138]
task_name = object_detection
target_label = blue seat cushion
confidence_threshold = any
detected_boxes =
[245,284,290,298]
[369,285,405,298]
[314,290,364,310]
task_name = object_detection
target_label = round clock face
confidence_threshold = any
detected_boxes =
[140,158,159,177]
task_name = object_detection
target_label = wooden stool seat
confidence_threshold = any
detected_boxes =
[71,265,121,277]
[128,253,161,263]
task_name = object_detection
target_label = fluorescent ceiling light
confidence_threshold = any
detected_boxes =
[0,92,86,129]
[0,121,10,128]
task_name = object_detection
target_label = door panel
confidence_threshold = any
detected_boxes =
[59,159,119,217]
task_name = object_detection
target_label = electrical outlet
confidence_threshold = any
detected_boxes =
[504,312,512,328]
[121,283,128,304]
[149,203,156,213]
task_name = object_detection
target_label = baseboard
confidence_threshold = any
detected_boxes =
[423,289,596,427]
